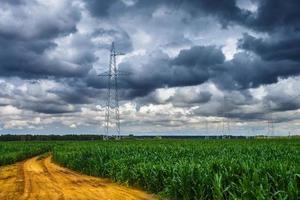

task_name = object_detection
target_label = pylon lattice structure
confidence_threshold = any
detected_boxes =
[221,97,231,136]
[100,42,125,140]
[267,115,274,136]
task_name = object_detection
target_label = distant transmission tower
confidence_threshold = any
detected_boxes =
[221,97,231,136]
[205,119,209,135]
[267,115,274,137]
[99,42,125,140]
[265,93,300,137]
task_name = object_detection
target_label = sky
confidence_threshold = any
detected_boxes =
[0,0,300,136]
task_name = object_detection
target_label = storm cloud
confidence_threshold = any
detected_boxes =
[0,0,92,78]
[0,0,300,135]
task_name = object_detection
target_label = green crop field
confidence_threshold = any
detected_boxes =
[0,141,52,166]
[53,139,300,200]
[1,139,299,199]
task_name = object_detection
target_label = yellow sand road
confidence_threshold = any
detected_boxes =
[0,156,157,200]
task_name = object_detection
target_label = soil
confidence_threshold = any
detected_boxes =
[0,155,157,200]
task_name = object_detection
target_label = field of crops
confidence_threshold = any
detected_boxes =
[51,139,300,200]
[0,141,52,166]
[0,139,299,199]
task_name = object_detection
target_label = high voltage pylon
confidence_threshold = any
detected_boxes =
[205,119,209,135]
[99,42,125,140]
[265,93,300,137]
[221,96,231,136]
[267,115,274,136]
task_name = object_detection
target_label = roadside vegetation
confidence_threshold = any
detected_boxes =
[0,142,52,166]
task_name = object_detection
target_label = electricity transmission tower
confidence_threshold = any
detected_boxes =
[221,97,231,136]
[99,42,125,140]
[267,116,274,137]
[205,119,209,136]
[265,93,300,137]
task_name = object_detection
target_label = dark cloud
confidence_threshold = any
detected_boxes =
[155,46,299,92]
[1,0,27,5]
[0,79,82,114]
[244,0,300,32]
[0,44,90,78]
[83,0,300,36]
[25,103,77,115]
[239,33,300,62]
[182,0,300,33]
[226,112,267,121]
[83,0,298,33]
[84,0,248,27]
[121,46,224,93]
[84,0,120,17]
[87,43,300,98]
[263,93,300,113]
[1,0,300,130]
[0,0,89,79]
[85,46,225,100]
[49,89,92,105]
[233,0,300,92]
[213,53,300,90]
[0,3,80,40]
[180,0,251,28]
[82,0,300,93]
[172,46,225,67]
[48,83,104,105]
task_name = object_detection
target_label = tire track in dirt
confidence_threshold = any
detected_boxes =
[0,156,157,200]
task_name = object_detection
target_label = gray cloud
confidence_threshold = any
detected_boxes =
[92,28,133,53]
[128,46,224,89]
[0,0,90,79]
[1,0,300,134]
[244,0,300,32]
[87,42,300,101]
[84,0,121,17]
[213,53,300,90]
[239,33,300,62]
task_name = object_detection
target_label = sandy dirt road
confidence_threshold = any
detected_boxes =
[0,155,157,200]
